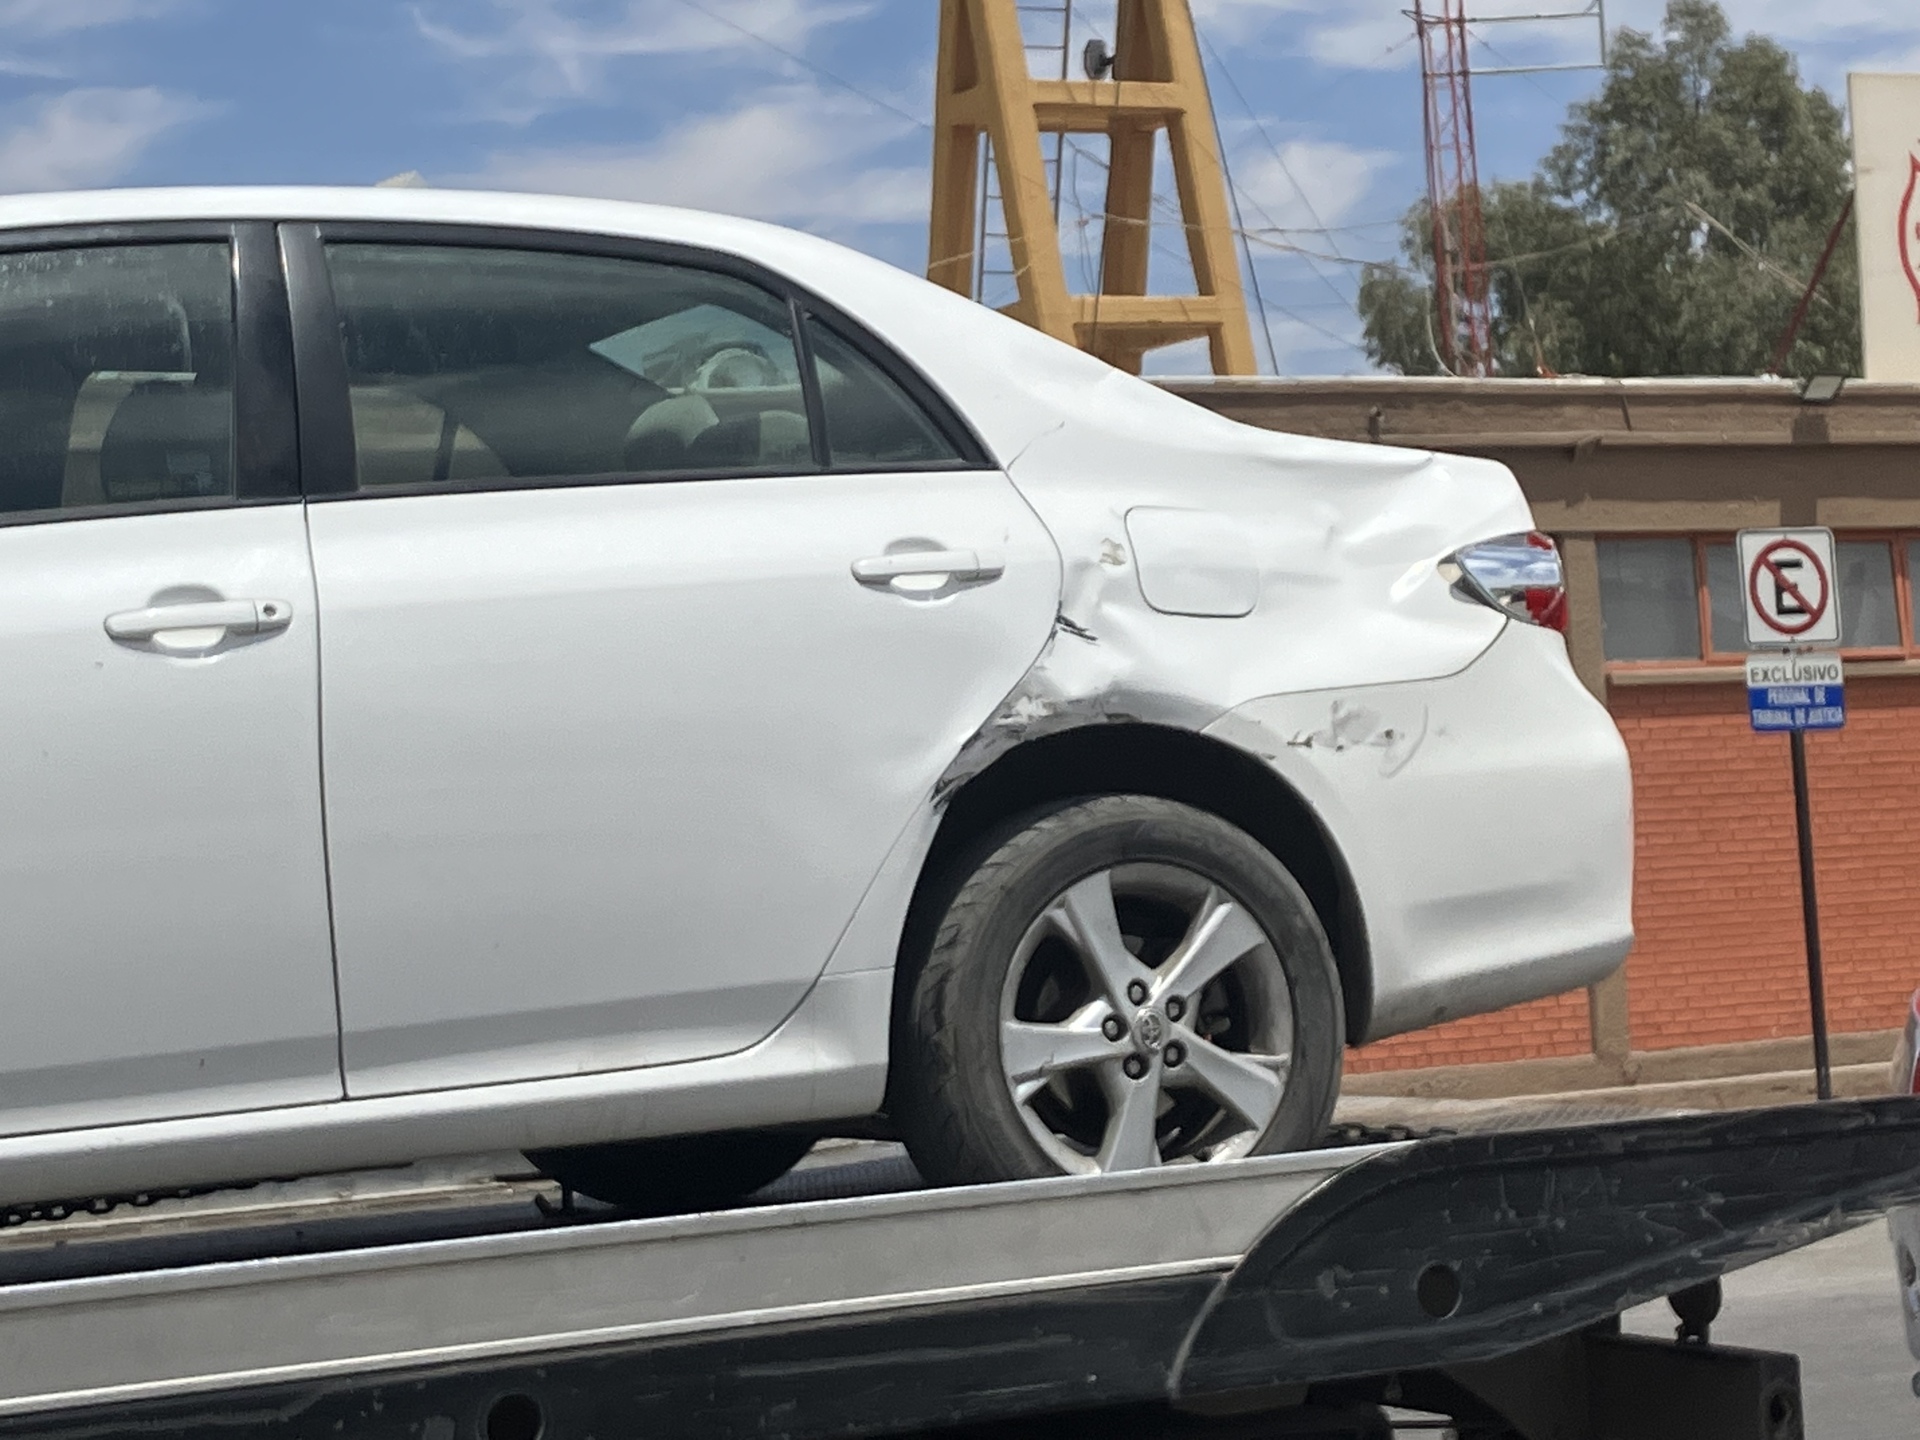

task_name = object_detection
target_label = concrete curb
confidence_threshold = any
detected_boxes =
[1335,1061,1893,1133]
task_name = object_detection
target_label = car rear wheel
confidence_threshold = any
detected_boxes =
[897,796,1344,1186]
[525,1129,815,1215]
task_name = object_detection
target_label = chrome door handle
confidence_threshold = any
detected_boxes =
[104,599,293,641]
[851,549,1005,585]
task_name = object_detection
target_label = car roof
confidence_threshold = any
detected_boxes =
[0,186,1065,457]
[0,187,1097,453]
[0,187,892,312]
[0,186,1434,482]
[0,186,795,249]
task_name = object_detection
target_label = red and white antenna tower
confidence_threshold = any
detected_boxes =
[1414,0,1493,377]
[1410,2,1607,377]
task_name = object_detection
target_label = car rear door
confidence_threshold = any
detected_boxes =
[0,224,341,1137]
[282,224,1059,1097]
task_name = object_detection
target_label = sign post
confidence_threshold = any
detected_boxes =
[1738,527,1844,1100]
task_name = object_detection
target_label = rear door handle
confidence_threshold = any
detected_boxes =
[104,599,293,641]
[851,549,1005,585]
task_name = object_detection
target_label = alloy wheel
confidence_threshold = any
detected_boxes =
[997,862,1295,1174]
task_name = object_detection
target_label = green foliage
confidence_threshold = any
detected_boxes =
[1358,0,1860,378]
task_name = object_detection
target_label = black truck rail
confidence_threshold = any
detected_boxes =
[5,1098,1919,1440]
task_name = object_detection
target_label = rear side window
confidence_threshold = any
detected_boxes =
[805,315,966,471]
[0,243,235,518]
[321,244,815,488]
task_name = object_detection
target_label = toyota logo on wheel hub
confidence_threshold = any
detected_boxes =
[1132,1009,1168,1052]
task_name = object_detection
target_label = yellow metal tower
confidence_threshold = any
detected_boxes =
[927,0,1257,376]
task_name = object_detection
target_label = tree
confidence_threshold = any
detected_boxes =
[1357,0,1860,378]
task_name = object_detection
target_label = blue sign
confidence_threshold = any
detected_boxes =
[1745,653,1845,732]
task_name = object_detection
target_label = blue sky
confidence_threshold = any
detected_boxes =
[2,0,1915,374]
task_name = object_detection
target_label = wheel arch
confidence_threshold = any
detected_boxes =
[887,723,1375,1106]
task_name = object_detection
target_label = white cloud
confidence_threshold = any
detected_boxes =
[1539,1,1920,108]
[1137,311,1369,377]
[1854,41,1920,75]
[1194,0,1919,75]
[453,86,924,230]
[416,0,873,121]
[1260,311,1370,374]
[0,0,182,35]
[0,0,189,81]
[1302,12,1417,70]
[1067,0,1416,72]
[1189,0,1416,69]
[1139,336,1214,375]
[1607,0,1914,45]
[1189,0,1318,41]
[0,87,209,192]
[1230,134,1392,232]
[1133,312,1367,377]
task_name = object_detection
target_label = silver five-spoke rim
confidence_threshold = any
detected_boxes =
[998,862,1295,1174]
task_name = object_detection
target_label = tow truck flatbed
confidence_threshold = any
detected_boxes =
[5,1098,1920,1439]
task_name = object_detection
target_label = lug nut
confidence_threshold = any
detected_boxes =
[1101,1016,1125,1042]
[1126,980,1149,1005]
[1122,1054,1148,1080]
[1164,1042,1185,1068]
[1165,996,1185,1022]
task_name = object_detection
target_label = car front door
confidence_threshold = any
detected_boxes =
[0,228,342,1137]
[283,226,1059,1097]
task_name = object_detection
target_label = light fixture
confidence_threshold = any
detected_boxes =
[1083,38,1115,80]
[1799,374,1846,404]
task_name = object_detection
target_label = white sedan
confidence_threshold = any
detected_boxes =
[0,188,1632,1212]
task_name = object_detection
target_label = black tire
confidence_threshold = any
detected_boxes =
[525,1129,815,1215]
[895,795,1343,1186]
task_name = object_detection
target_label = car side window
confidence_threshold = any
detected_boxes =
[321,244,817,489]
[0,243,235,519]
[804,315,967,471]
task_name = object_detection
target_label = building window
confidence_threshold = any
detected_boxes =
[1598,533,1915,666]
[1597,538,1699,660]
[1836,540,1901,648]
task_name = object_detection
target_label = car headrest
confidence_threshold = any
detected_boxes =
[98,383,232,503]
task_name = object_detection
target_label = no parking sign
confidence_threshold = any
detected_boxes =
[1738,527,1841,647]
[1736,527,1846,734]
[1734,526,1843,1099]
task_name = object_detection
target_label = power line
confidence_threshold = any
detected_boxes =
[674,0,1381,363]
[667,0,931,131]
[1259,218,1407,236]
[1049,136,1381,361]
[1195,29,1357,319]
[1243,200,1680,273]
[1053,141,1366,361]
[1222,133,1280,373]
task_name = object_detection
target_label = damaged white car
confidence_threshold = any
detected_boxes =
[0,188,1633,1211]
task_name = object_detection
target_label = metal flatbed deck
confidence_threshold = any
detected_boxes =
[4,1099,1920,1439]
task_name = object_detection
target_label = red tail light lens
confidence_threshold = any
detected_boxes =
[1444,531,1568,634]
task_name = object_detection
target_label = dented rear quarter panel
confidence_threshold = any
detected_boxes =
[967,374,1632,1039]
[801,260,1633,1041]
[1208,624,1633,1039]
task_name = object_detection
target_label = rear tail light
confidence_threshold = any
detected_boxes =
[1441,531,1568,633]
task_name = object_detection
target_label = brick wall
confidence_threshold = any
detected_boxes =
[1614,676,1920,1048]
[1348,674,1920,1073]
[1347,990,1591,1074]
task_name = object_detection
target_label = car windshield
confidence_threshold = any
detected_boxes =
[589,304,794,391]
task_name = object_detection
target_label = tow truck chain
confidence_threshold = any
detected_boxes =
[3,1184,241,1229]
[3,1127,1452,1230]
[1320,1122,1454,1148]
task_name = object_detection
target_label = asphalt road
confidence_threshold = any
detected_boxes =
[1620,1220,1916,1438]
